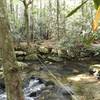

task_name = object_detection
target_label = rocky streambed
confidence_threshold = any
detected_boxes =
[0,76,74,100]
[0,59,100,100]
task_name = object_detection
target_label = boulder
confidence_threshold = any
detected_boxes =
[25,54,38,61]
[15,51,27,60]
[47,56,63,62]
[89,64,100,79]
[38,46,49,54]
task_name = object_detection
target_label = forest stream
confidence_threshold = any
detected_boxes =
[0,59,100,100]
[1,0,100,100]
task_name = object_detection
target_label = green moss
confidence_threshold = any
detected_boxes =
[25,54,38,61]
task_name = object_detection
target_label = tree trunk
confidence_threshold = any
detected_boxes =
[10,0,14,14]
[25,7,30,46]
[63,0,66,35]
[25,6,30,46]
[30,1,34,42]
[23,0,30,46]
[39,0,42,38]
[0,0,24,100]
[48,0,52,39]
[10,0,16,32]
[81,0,85,31]
[57,0,60,40]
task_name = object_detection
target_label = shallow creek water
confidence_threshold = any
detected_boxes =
[0,59,100,100]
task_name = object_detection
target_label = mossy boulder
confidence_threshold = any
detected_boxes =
[17,61,28,70]
[51,49,58,54]
[58,49,68,58]
[47,56,63,62]
[38,46,49,54]
[25,54,38,61]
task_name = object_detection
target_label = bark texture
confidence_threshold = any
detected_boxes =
[23,0,33,46]
[57,0,60,40]
[0,1,24,100]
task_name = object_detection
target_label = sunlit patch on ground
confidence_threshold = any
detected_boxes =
[67,73,100,100]
[67,74,97,82]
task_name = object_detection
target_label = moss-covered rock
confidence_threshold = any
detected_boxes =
[38,46,49,54]
[47,56,63,62]
[51,49,58,54]
[16,61,28,71]
[25,54,38,61]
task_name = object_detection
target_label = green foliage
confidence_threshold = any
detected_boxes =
[66,0,88,18]
[82,35,96,47]
[66,0,100,18]
[93,0,100,9]
[13,0,19,5]
[58,34,83,58]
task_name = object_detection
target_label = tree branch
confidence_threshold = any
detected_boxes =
[27,0,33,6]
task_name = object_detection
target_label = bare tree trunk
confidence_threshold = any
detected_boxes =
[24,2,30,46]
[25,6,30,46]
[10,0,16,32]
[39,0,42,38]
[0,0,24,100]
[81,0,84,31]
[30,1,34,42]
[48,0,52,39]
[10,0,14,14]
[63,0,66,35]
[57,0,60,40]
[23,0,33,46]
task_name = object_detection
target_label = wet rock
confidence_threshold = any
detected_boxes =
[0,79,5,91]
[93,71,100,79]
[47,56,63,62]
[89,68,96,75]
[29,91,39,97]
[45,81,55,87]
[15,51,27,60]
[57,49,68,58]
[23,76,47,100]
[0,76,74,100]
[89,64,100,79]
[0,76,46,100]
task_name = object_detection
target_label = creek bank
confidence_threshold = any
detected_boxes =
[14,41,100,62]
